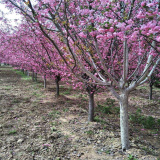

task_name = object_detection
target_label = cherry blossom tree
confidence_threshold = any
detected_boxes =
[1,0,160,150]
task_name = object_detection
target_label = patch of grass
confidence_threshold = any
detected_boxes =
[129,108,159,129]
[8,130,17,135]
[113,107,120,114]
[15,70,32,81]
[62,90,71,95]
[63,108,69,112]
[32,92,41,97]
[105,98,116,105]
[97,98,117,114]
[126,154,138,160]
[94,115,101,122]
[157,119,160,126]
[21,76,32,81]
[105,150,110,154]
[4,86,12,90]
[60,85,65,89]
[51,126,57,132]
[143,116,156,129]
[48,109,61,120]
[94,116,106,125]
[12,99,20,103]
[102,105,112,114]
[85,130,94,135]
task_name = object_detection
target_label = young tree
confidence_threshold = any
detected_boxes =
[2,0,160,151]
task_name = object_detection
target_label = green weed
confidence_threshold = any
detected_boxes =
[62,90,71,95]
[127,154,138,160]
[63,108,69,112]
[12,99,20,103]
[4,86,12,90]
[97,98,117,114]
[51,126,57,132]
[15,70,32,81]
[129,108,159,129]
[94,116,101,122]
[85,130,94,135]
[8,130,17,135]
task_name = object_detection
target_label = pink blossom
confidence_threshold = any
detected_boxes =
[138,52,142,56]
[78,32,87,38]
[156,37,160,42]
[141,2,146,7]
[109,27,114,32]
[137,11,146,19]
[116,22,125,29]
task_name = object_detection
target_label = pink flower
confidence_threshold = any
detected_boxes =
[116,22,125,29]
[138,52,142,56]
[147,3,154,7]
[109,27,114,32]
[96,34,104,39]
[137,11,146,19]
[156,37,160,42]
[141,2,146,7]
[78,32,87,38]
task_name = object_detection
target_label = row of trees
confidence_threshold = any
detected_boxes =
[0,0,160,151]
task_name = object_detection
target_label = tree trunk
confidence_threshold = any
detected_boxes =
[55,79,59,97]
[119,92,130,151]
[27,70,30,76]
[21,69,24,74]
[55,75,61,97]
[25,70,29,76]
[44,75,47,89]
[149,75,153,100]
[35,73,37,82]
[88,92,94,122]
[32,71,34,82]
[149,84,153,100]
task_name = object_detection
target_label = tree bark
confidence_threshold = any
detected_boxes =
[44,75,47,89]
[149,83,153,100]
[149,75,153,100]
[21,69,24,74]
[32,71,34,82]
[88,92,94,122]
[27,70,30,76]
[35,73,37,82]
[119,91,130,151]
[55,75,61,97]
[55,79,59,97]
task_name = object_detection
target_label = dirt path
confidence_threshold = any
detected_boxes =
[0,66,160,160]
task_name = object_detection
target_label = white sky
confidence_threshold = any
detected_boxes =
[0,3,22,28]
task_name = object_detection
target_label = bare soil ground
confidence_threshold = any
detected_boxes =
[0,66,160,160]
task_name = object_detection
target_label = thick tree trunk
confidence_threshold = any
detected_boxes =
[21,69,24,74]
[27,70,30,76]
[55,80,59,97]
[44,75,47,89]
[149,84,153,100]
[25,70,29,76]
[35,73,37,82]
[32,71,34,82]
[119,92,130,151]
[149,75,153,100]
[88,92,94,122]
[55,75,61,97]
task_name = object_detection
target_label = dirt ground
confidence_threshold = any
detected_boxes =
[0,66,160,160]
